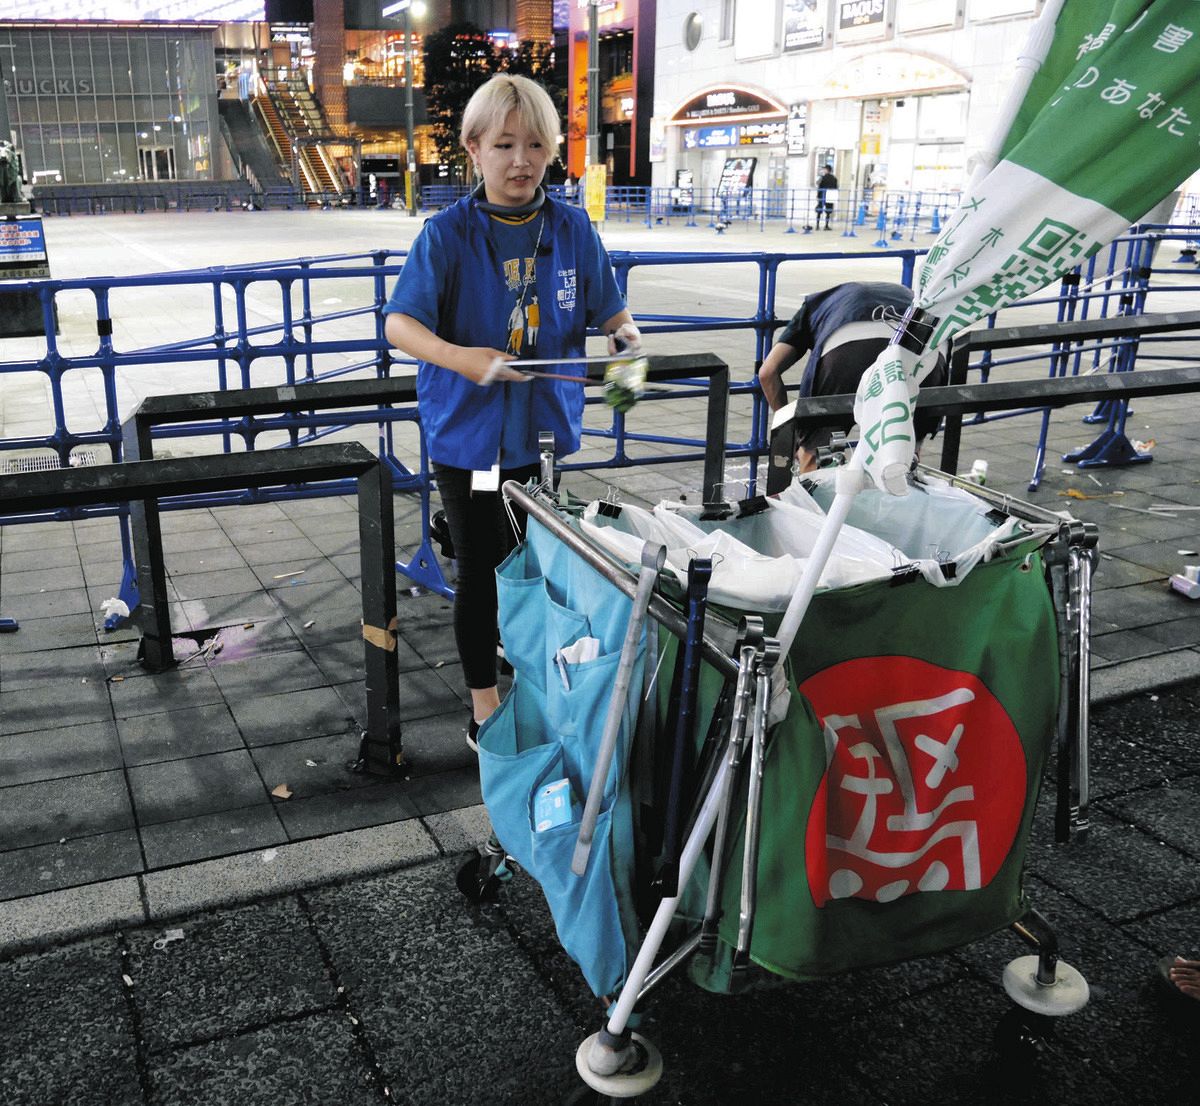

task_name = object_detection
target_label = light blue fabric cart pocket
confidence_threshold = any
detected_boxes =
[478,685,629,996]
[480,528,642,996]
[497,549,591,695]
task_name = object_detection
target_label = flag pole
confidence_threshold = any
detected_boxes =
[966,0,1068,189]
[773,455,866,660]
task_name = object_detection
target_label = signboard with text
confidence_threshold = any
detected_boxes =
[0,217,48,265]
[0,213,55,338]
[740,121,786,146]
[717,156,756,196]
[672,87,781,124]
[838,0,888,42]
[787,103,808,156]
[690,126,739,148]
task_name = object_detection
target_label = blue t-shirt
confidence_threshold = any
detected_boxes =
[383,193,625,470]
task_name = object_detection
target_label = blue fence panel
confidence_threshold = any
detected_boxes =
[2,230,1195,606]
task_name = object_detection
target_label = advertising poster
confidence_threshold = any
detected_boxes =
[584,163,607,224]
[968,0,1037,19]
[783,0,825,52]
[838,0,887,41]
[897,0,959,33]
[649,116,666,163]
[717,156,756,196]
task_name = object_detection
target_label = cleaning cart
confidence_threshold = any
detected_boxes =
[473,458,1097,1100]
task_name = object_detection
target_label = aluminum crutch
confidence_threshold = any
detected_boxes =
[697,620,762,961]
[571,540,667,876]
[730,635,781,989]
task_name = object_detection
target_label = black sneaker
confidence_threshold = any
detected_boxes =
[430,510,455,559]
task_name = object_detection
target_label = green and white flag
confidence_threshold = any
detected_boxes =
[855,0,1200,494]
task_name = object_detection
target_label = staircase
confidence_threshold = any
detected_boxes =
[261,76,346,198]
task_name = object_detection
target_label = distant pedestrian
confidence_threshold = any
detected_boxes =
[377,178,390,210]
[816,164,837,230]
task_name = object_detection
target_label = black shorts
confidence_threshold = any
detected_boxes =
[797,336,947,453]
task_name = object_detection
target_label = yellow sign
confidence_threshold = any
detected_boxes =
[860,134,881,155]
[585,163,607,223]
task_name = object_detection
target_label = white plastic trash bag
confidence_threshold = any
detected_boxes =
[581,498,901,612]
[783,469,1029,587]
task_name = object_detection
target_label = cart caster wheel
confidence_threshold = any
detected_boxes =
[455,854,501,904]
[1002,955,1089,1016]
[576,1031,662,1099]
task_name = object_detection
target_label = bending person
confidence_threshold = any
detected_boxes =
[383,74,638,746]
[758,280,946,480]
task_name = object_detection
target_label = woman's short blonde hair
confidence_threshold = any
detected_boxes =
[460,74,561,161]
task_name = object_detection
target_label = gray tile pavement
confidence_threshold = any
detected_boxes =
[1,210,1199,1102]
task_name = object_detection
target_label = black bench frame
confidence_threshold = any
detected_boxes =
[124,352,731,509]
[0,443,402,775]
[766,310,1200,493]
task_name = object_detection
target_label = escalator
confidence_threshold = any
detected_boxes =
[262,76,347,198]
[218,99,289,190]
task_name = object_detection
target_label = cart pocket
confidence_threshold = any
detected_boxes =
[531,805,627,996]
[547,647,637,785]
[497,546,591,693]
[478,688,629,996]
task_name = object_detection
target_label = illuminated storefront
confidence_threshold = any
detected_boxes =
[653,0,1043,200]
[1,23,217,184]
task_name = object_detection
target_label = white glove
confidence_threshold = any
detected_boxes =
[607,322,642,356]
[480,356,532,386]
[767,660,791,728]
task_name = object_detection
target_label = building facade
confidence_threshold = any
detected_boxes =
[0,21,217,185]
[651,0,1045,202]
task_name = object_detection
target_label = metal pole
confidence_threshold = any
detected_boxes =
[404,7,417,216]
[586,0,601,167]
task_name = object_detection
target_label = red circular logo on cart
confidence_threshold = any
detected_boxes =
[799,656,1026,908]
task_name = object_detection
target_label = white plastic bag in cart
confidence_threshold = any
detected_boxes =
[581,498,901,612]
[785,469,1029,587]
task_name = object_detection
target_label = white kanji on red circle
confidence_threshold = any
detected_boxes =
[801,656,1026,908]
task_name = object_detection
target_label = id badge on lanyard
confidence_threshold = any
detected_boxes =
[471,463,501,493]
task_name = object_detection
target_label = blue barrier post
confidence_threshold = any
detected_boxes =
[841,198,857,238]
[856,202,867,226]
[873,208,889,248]
[930,206,942,234]
[890,195,906,240]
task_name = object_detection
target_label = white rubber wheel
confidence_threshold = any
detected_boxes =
[575,1031,663,1099]
[1002,954,1090,1016]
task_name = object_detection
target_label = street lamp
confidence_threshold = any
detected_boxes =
[381,0,426,216]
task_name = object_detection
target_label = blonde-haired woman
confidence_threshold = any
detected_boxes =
[384,73,639,743]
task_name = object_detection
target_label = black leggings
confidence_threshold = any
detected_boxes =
[432,461,540,689]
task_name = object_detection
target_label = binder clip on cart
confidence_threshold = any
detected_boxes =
[473,438,1095,1101]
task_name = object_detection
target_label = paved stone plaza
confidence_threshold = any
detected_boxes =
[1,209,1199,1104]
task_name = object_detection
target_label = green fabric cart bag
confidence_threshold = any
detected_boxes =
[693,542,1059,983]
